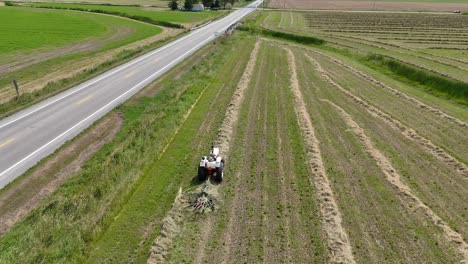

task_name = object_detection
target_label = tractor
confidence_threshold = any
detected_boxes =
[198,146,225,182]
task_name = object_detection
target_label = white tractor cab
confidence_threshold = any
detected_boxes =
[198,146,225,182]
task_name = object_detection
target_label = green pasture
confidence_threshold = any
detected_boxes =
[0,7,162,57]
[15,0,169,7]
[0,7,105,55]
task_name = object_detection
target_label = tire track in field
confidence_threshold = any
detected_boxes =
[307,49,468,129]
[286,49,356,264]
[306,54,468,179]
[322,99,468,261]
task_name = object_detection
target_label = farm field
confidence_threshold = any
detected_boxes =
[146,36,467,263]
[15,0,170,7]
[24,3,225,25]
[261,11,468,84]
[0,7,467,264]
[267,0,468,12]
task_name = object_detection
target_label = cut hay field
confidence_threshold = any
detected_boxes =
[149,35,467,263]
[0,8,467,264]
[260,11,468,102]
[267,0,468,12]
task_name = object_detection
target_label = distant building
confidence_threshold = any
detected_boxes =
[192,4,204,11]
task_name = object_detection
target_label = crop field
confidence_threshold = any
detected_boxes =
[0,7,467,264]
[267,0,468,12]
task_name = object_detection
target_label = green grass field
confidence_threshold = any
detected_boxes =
[0,7,161,58]
[25,3,225,24]
[15,0,170,7]
[0,8,107,55]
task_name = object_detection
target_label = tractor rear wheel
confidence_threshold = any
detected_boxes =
[215,167,224,182]
[198,166,207,181]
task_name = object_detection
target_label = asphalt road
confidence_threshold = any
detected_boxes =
[0,1,262,189]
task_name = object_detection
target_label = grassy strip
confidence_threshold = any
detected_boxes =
[15,3,184,28]
[366,54,468,104]
[0,33,182,119]
[239,25,325,45]
[0,34,244,263]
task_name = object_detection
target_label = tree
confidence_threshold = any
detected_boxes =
[212,0,220,7]
[168,0,178,10]
[184,0,193,10]
[221,0,228,9]
[228,0,237,7]
[202,0,213,8]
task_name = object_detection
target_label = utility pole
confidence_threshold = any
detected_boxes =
[12,79,19,99]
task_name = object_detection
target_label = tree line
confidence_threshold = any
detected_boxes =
[169,0,240,10]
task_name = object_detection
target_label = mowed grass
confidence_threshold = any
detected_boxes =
[259,11,468,103]
[26,3,225,24]
[0,7,106,55]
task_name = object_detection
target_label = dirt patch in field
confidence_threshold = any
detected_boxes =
[0,112,123,235]
[323,98,468,260]
[268,0,468,12]
[286,48,355,263]
[0,27,181,104]
[306,54,468,179]
[0,2,5,7]
[147,40,261,264]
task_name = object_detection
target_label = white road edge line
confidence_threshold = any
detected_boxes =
[0,17,224,130]
[0,17,241,179]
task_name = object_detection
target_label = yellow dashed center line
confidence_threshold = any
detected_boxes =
[77,95,93,105]
[0,138,15,149]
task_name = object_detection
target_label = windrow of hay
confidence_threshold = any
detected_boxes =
[308,49,467,129]
[147,40,261,264]
[286,49,356,264]
[322,99,468,261]
[306,54,468,179]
